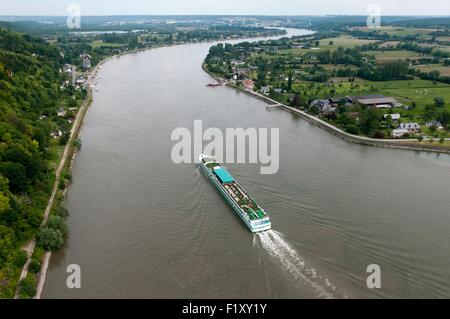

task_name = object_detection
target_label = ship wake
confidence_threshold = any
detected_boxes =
[255,230,341,298]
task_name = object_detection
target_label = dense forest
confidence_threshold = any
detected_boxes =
[0,28,71,298]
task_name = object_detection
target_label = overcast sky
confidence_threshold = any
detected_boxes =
[1,0,450,16]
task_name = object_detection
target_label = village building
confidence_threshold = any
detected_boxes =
[273,88,284,94]
[260,86,271,94]
[399,122,421,133]
[63,64,74,74]
[426,120,444,129]
[384,113,401,121]
[76,76,87,86]
[322,105,337,116]
[82,58,92,69]
[391,128,410,138]
[348,95,399,108]
[57,108,66,117]
[242,79,255,90]
[80,53,92,70]
[311,99,331,110]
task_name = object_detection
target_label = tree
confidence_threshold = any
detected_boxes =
[434,96,445,108]
[439,110,450,125]
[291,94,306,108]
[428,70,441,81]
[345,125,360,135]
[374,131,385,139]
[29,258,41,274]
[287,72,293,91]
[0,176,10,213]
[19,275,36,299]
[360,108,381,135]
[309,105,320,115]
[37,227,64,251]
[386,115,393,128]
[0,192,9,214]
[59,131,71,145]
[0,162,28,194]
[45,215,68,238]
[0,225,15,265]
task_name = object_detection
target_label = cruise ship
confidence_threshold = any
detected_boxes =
[199,154,272,233]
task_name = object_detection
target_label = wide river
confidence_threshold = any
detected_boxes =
[43,29,450,298]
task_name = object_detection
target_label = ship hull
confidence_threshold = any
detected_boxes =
[199,159,271,233]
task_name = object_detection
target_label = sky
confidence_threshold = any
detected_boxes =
[1,0,450,16]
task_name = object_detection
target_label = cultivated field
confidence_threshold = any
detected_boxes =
[414,64,450,77]
[365,50,429,63]
[318,35,377,49]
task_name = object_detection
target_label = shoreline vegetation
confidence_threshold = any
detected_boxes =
[2,25,287,299]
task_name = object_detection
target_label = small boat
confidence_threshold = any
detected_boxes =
[206,82,224,88]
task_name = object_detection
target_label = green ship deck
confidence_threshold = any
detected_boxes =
[203,158,268,221]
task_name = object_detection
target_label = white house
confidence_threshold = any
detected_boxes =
[391,128,410,138]
[57,108,66,117]
[399,122,421,133]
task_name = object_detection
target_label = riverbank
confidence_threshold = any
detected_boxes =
[13,54,104,299]
[32,55,111,299]
[203,65,450,155]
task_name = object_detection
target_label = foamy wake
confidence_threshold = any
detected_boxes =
[256,230,342,299]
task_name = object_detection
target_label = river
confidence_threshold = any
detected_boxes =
[42,29,450,298]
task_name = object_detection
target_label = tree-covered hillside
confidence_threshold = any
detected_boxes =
[0,28,74,298]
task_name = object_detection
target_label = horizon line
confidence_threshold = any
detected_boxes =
[1,14,450,18]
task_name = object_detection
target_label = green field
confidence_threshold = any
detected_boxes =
[290,79,450,111]
[383,85,450,108]
[351,26,435,39]
[365,50,428,63]
[299,64,359,71]
[319,36,377,49]
[276,35,378,55]
[91,40,126,48]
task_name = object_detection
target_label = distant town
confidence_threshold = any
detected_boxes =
[205,25,450,146]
